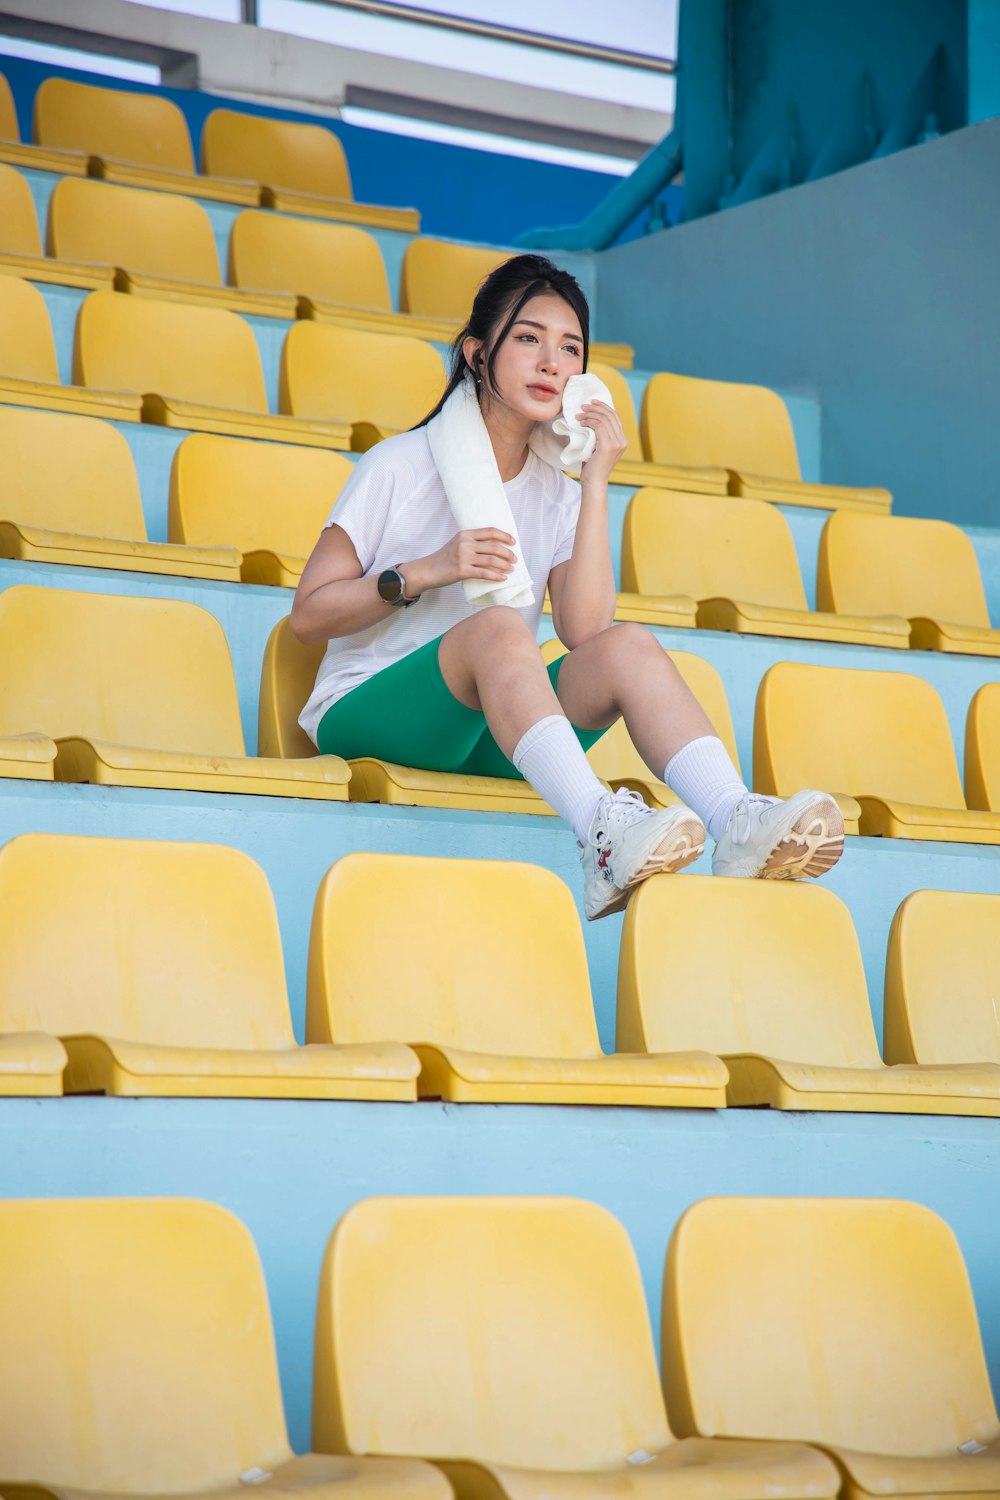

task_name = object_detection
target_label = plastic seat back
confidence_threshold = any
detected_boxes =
[314,1195,672,1466]
[0,832,294,1049]
[0,160,42,254]
[884,889,1000,1065]
[0,72,20,141]
[49,176,222,285]
[754,662,966,809]
[258,615,324,760]
[281,322,445,430]
[399,237,510,319]
[0,406,147,538]
[229,210,391,309]
[0,585,246,756]
[589,360,643,461]
[641,371,802,477]
[34,76,196,171]
[75,289,268,412]
[817,511,990,626]
[966,682,1000,810]
[663,1196,998,1454]
[307,852,601,1057]
[622,488,808,608]
[201,108,352,197]
[169,432,352,556]
[0,1196,292,1488]
[618,876,881,1066]
[0,274,60,382]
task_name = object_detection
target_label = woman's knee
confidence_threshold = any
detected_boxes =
[575,621,666,668]
[447,605,536,652]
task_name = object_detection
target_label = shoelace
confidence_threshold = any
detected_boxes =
[728,792,779,846]
[587,786,650,849]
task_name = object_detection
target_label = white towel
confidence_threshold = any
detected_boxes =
[426,371,616,610]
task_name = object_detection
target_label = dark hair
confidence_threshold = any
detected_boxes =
[416,253,590,426]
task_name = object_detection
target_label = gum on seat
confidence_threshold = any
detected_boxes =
[0,275,141,421]
[0,584,351,799]
[589,363,729,495]
[0,161,113,290]
[0,71,88,176]
[0,833,418,1100]
[168,431,353,586]
[662,1197,1000,1500]
[0,1197,447,1497]
[754,661,1000,844]
[641,371,892,514]
[313,1196,839,1500]
[0,406,241,580]
[307,851,727,1106]
[622,489,908,647]
[818,510,1000,657]
[618,875,1000,1115]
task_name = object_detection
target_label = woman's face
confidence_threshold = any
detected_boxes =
[477,291,585,422]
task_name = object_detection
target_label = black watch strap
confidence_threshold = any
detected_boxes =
[377,567,420,607]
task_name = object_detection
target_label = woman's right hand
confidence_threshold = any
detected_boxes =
[409,529,517,592]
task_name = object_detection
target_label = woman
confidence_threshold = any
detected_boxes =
[293,254,843,920]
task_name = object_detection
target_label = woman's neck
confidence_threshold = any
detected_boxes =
[482,401,534,482]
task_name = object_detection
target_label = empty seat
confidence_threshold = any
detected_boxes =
[48,176,295,318]
[0,732,57,783]
[313,1196,838,1500]
[399,237,634,367]
[884,889,1000,1077]
[0,1197,447,1497]
[0,406,241,579]
[818,510,1000,656]
[33,75,257,204]
[0,69,87,175]
[966,682,1000,810]
[0,275,140,420]
[0,1028,66,1096]
[169,432,353,585]
[0,161,112,289]
[622,488,908,645]
[589,361,729,495]
[642,371,892,513]
[754,661,1000,843]
[618,875,1000,1114]
[0,832,418,1098]
[307,851,726,1105]
[201,106,420,232]
[75,289,350,448]
[281,322,445,450]
[662,1197,1000,1498]
[0,584,351,798]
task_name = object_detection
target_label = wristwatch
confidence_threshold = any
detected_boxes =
[377,566,420,608]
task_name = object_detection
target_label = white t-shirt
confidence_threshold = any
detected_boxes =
[298,427,582,743]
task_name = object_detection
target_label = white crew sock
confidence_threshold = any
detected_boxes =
[664,735,749,843]
[512,715,607,844]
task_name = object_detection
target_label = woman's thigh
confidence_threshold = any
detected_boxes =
[455,655,613,779]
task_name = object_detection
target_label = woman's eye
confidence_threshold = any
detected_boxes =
[517,333,537,343]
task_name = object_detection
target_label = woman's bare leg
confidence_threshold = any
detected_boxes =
[437,606,563,757]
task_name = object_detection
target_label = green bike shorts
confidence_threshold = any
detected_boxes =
[316,632,611,779]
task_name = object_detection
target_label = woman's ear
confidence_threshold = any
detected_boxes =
[462,335,483,377]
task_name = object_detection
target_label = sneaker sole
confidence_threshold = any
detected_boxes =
[759,798,845,880]
[593,814,706,918]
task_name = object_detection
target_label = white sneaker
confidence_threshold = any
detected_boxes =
[712,790,845,880]
[580,788,706,921]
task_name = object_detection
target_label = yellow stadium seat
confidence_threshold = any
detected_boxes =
[642,371,892,513]
[399,237,634,367]
[884,890,1000,1079]
[590,362,730,494]
[308,852,727,1105]
[618,875,1000,1114]
[0,275,140,421]
[754,661,1000,843]
[0,1029,66,1096]
[662,1197,1000,1499]
[169,432,353,586]
[0,406,241,580]
[966,682,1000,811]
[201,107,421,232]
[0,584,351,798]
[281,322,445,450]
[48,176,295,318]
[0,832,418,1099]
[230,209,459,343]
[0,69,88,176]
[314,1196,839,1500]
[818,510,1000,656]
[0,161,112,290]
[33,75,258,205]
[0,1196,448,1497]
[75,289,350,448]
[623,488,908,646]
[0,731,57,782]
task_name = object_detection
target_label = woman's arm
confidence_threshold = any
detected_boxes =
[549,399,626,648]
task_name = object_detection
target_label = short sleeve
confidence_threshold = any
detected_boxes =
[550,473,582,569]
[322,446,405,574]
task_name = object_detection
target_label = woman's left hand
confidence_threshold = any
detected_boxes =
[577,400,628,488]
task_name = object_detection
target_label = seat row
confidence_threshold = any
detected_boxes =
[2,1193,996,1500]
[1,833,998,1114]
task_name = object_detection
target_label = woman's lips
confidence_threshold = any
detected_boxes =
[528,383,558,398]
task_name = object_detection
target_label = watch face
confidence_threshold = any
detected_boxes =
[378,568,403,604]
